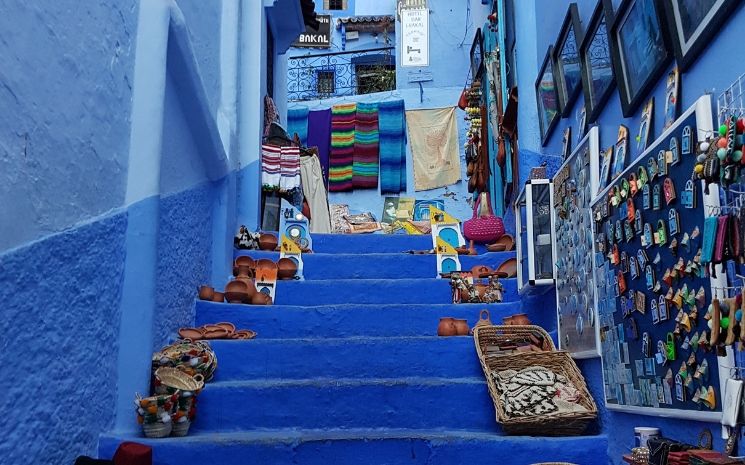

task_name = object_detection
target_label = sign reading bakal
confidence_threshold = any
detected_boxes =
[292,15,331,48]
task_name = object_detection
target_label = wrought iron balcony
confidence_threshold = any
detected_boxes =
[287,46,396,102]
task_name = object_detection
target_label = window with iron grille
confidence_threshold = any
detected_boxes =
[316,70,335,96]
[324,0,346,10]
[355,63,396,95]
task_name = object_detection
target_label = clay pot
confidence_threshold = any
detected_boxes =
[251,292,273,306]
[236,265,253,279]
[454,319,470,336]
[277,257,298,280]
[198,285,214,301]
[496,258,518,278]
[437,317,457,337]
[225,280,248,304]
[204,327,230,339]
[178,328,204,340]
[211,291,225,303]
[235,256,256,269]
[511,313,531,325]
[471,265,492,278]
[258,233,279,251]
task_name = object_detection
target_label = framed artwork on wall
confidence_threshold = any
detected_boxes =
[553,3,584,117]
[536,46,560,146]
[664,67,680,129]
[610,0,672,117]
[579,0,616,123]
[470,28,484,80]
[637,97,654,153]
[661,0,742,71]
[562,127,572,160]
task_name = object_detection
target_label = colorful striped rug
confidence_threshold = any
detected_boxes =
[329,103,356,192]
[287,107,309,146]
[379,99,407,194]
[353,102,379,189]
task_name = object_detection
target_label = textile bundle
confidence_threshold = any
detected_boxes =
[378,99,407,194]
[329,103,357,192]
[279,146,300,191]
[353,102,380,189]
[307,108,332,187]
[287,107,309,146]
[406,106,461,191]
[261,144,281,189]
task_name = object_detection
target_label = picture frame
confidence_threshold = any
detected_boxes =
[664,67,679,129]
[562,127,572,160]
[470,28,484,80]
[637,97,654,153]
[599,146,614,191]
[536,46,560,146]
[553,3,584,117]
[611,125,629,180]
[661,0,742,71]
[579,0,617,123]
[609,0,672,117]
[577,106,588,143]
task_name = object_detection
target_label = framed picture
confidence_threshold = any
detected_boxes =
[470,28,484,79]
[536,46,560,146]
[611,125,629,180]
[599,146,614,191]
[637,97,654,153]
[553,3,584,117]
[664,67,680,129]
[610,0,672,117]
[579,0,616,123]
[661,0,742,71]
[577,106,588,143]
[562,127,573,160]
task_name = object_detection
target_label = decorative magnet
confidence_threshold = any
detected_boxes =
[606,221,615,243]
[635,209,643,234]
[659,294,669,321]
[612,244,620,265]
[614,274,620,297]
[621,295,630,316]
[626,198,636,222]
[638,166,649,187]
[630,256,639,279]
[618,271,627,294]
[666,332,676,361]
[646,264,655,291]
[615,219,623,242]
[663,178,676,205]
[656,220,667,246]
[601,200,609,219]
[653,184,662,210]
[643,223,653,248]
[675,373,685,401]
[619,200,628,221]
[670,137,680,165]
[610,186,621,207]
[682,179,696,209]
[643,184,651,209]
[662,268,673,286]
[642,332,651,356]
[624,220,634,242]
[625,317,639,340]
[630,174,639,196]
[668,209,680,237]
[652,298,660,323]
[636,291,646,314]
[658,150,668,176]
[638,249,649,269]
[682,126,692,154]
[648,157,659,179]
[669,238,678,257]
[621,251,629,273]
[621,179,630,198]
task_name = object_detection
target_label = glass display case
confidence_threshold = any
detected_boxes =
[515,179,556,293]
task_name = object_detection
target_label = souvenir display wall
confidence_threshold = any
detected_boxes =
[591,96,723,417]
[552,127,601,357]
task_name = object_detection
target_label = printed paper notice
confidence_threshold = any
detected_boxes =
[401,8,429,67]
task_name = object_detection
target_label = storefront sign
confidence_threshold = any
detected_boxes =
[401,8,429,67]
[397,0,427,21]
[292,15,331,48]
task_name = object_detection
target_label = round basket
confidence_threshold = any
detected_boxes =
[171,419,191,437]
[153,340,218,381]
[142,421,173,438]
[155,367,205,393]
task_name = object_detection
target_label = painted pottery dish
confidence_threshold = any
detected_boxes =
[178,328,204,340]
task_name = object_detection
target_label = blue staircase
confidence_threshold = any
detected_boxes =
[100,233,608,464]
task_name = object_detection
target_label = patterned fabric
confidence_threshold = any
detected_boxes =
[279,146,301,191]
[263,96,280,137]
[261,144,281,189]
[329,103,357,192]
[406,106,461,191]
[287,107,310,146]
[307,109,332,187]
[378,99,407,194]
[353,102,380,189]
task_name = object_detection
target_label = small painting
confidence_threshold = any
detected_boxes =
[599,146,613,190]
[664,67,679,129]
[637,98,654,153]
[611,125,629,180]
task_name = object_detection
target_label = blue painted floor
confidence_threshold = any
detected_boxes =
[101,233,608,464]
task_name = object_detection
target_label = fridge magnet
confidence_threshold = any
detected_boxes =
[648,156,659,180]
[630,256,639,279]
[658,149,668,176]
[653,184,662,210]
[682,125,692,155]
[636,291,646,314]
[669,136,680,165]
[643,223,653,248]
[682,179,696,209]
[612,125,629,180]
[658,294,669,321]
[646,264,655,291]
[668,209,679,236]
[664,67,679,129]
[651,299,660,323]
[637,98,654,152]
[637,249,649,269]
[635,209,643,234]
[663,178,676,204]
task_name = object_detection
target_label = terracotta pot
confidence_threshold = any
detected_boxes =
[487,234,515,252]
[204,328,230,339]
[502,315,516,325]
[198,285,214,301]
[225,280,248,304]
[437,317,457,337]
[277,257,298,280]
[234,256,256,270]
[256,258,278,271]
[511,313,531,325]
[251,292,273,305]
[236,265,253,279]
[454,319,470,336]
[211,291,225,303]
[496,258,518,278]
[235,278,257,301]
[258,233,278,251]
[178,328,204,340]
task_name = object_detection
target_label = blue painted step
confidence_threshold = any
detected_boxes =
[264,278,517,305]
[100,430,609,465]
[233,250,516,280]
[207,337,483,381]
[191,377,497,432]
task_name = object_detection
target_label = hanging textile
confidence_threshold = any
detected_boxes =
[300,155,332,233]
[406,107,461,191]
[287,107,310,146]
[261,144,281,189]
[307,108,332,187]
[329,103,356,192]
[263,96,280,137]
[279,145,301,191]
[353,102,380,189]
[379,99,407,194]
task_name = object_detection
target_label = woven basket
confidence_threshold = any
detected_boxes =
[171,419,191,437]
[153,340,218,381]
[473,325,556,355]
[142,421,172,438]
[473,326,597,436]
[155,367,205,393]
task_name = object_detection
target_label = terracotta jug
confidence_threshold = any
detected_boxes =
[454,319,470,336]
[437,317,457,337]
[198,285,214,301]
[511,313,531,325]
[502,315,516,325]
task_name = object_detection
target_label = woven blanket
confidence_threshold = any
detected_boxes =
[353,102,379,189]
[261,144,281,189]
[287,107,309,146]
[379,100,407,194]
[279,146,300,191]
[329,103,356,192]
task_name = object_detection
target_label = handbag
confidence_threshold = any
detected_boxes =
[458,88,468,110]
[463,192,505,243]
[648,438,694,465]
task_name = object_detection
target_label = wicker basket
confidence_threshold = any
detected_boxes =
[473,325,597,436]
[142,421,173,438]
[153,340,217,381]
[473,324,556,355]
[171,419,191,437]
[154,367,205,394]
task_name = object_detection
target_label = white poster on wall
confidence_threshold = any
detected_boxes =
[401,8,429,67]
